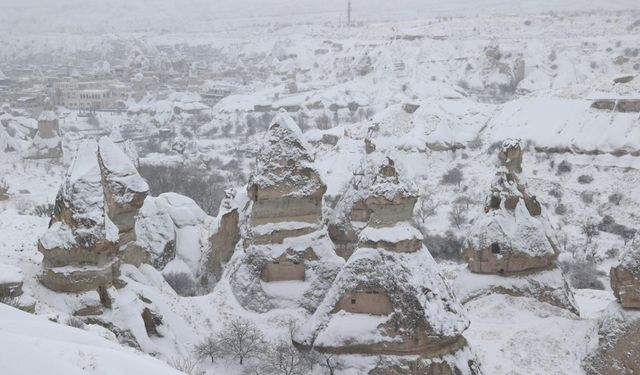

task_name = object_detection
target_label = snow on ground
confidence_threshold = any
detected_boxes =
[464,294,595,375]
[0,303,183,375]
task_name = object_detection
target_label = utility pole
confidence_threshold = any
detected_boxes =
[347,0,352,26]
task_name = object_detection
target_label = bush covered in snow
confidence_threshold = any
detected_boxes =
[164,272,197,297]
[423,231,465,262]
[559,259,605,290]
[577,174,594,184]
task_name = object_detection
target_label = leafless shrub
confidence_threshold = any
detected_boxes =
[554,203,567,215]
[169,356,203,375]
[577,175,594,184]
[65,316,86,329]
[193,336,221,363]
[416,196,440,218]
[32,203,54,217]
[164,272,196,297]
[139,163,230,216]
[0,296,22,309]
[608,192,623,206]
[559,260,605,290]
[423,231,464,262]
[581,220,599,245]
[467,136,483,150]
[556,160,572,174]
[262,340,314,375]
[0,178,9,199]
[441,167,464,187]
[448,204,467,229]
[581,191,595,204]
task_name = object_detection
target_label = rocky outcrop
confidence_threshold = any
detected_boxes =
[27,103,62,159]
[38,136,149,295]
[98,137,149,250]
[610,247,640,309]
[460,139,577,315]
[0,264,36,312]
[464,139,558,274]
[205,189,242,282]
[294,246,480,372]
[329,154,420,259]
[229,112,343,313]
[584,304,640,374]
[247,109,326,226]
[296,155,480,372]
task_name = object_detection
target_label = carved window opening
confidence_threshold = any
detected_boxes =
[491,243,501,254]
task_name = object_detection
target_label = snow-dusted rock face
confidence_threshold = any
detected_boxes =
[294,247,480,374]
[610,247,640,309]
[0,264,35,312]
[205,189,241,282]
[584,303,640,374]
[247,109,326,226]
[134,193,212,284]
[329,154,420,258]
[39,139,119,293]
[460,140,578,315]
[228,113,343,312]
[98,137,149,248]
[38,136,149,294]
[296,156,478,371]
[464,139,558,274]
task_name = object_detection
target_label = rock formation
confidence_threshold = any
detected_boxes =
[329,154,420,259]
[247,109,326,227]
[610,246,640,308]
[458,139,578,314]
[464,139,556,274]
[296,154,481,375]
[28,100,62,159]
[0,263,36,312]
[134,192,212,292]
[584,303,640,374]
[38,137,149,297]
[229,110,343,312]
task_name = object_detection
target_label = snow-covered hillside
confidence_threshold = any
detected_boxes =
[1,3,640,375]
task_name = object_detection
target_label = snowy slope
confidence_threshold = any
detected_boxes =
[0,303,184,375]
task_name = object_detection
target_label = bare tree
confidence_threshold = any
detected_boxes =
[222,318,266,365]
[263,341,313,375]
[193,336,220,363]
[581,220,599,245]
[449,204,466,229]
[417,196,440,218]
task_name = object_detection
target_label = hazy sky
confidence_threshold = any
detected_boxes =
[0,0,638,34]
